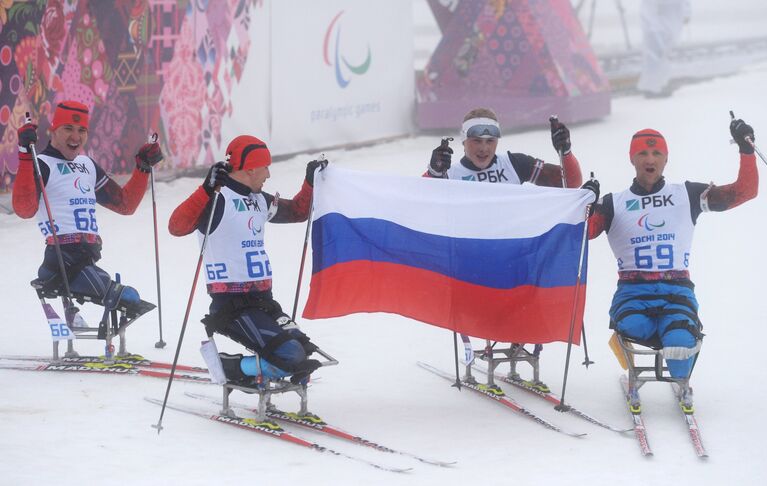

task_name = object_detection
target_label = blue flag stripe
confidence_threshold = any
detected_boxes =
[312,213,586,289]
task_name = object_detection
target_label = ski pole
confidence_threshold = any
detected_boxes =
[290,155,326,322]
[730,110,767,165]
[581,320,594,367]
[147,132,166,349]
[451,332,462,390]
[152,185,221,434]
[750,140,767,165]
[555,179,594,412]
[25,112,76,322]
[549,115,592,368]
[434,136,463,389]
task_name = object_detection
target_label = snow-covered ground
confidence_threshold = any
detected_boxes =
[2,54,767,486]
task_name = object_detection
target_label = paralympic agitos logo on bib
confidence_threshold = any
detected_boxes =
[73,177,91,194]
[637,213,665,231]
[247,217,262,236]
[323,11,372,88]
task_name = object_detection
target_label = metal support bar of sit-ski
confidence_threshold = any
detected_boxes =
[463,340,541,386]
[219,347,338,421]
[615,334,692,393]
[220,380,309,420]
[48,293,132,362]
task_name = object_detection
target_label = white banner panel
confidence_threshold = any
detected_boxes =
[269,0,414,155]
[224,1,271,159]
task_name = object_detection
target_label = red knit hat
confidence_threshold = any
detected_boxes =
[225,135,271,171]
[50,101,90,131]
[630,129,668,158]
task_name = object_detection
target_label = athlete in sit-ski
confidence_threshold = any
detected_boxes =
[12,101,163,311]
[588,120,759,380]
[424,107,598,386]
[168,135,325,385]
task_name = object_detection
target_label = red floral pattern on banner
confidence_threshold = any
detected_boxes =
[1,0,258,193]
[160,21,205,169]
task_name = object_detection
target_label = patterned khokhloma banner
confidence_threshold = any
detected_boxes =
[0,0,261,192]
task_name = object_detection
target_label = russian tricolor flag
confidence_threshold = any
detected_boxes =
[303,166,592,344]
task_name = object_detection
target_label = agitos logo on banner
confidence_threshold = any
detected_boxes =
[323,10,372,88]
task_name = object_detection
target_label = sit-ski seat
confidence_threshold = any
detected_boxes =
[463,340,549,392]
[217,349,338,422]
[30,278,155,360]
[31,278,155,322]
[609,330,698,409]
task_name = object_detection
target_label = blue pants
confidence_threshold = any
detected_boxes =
[610,281,701,378]
[240,356,292,381]
[38,243,140,305]
[39,264,140,304]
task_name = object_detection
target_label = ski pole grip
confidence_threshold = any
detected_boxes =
[440,137,453,149]
[549,115,559,128]
[730,110,735,120]
[24,111,37,153]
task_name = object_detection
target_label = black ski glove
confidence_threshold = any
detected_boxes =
[551,121,571,155]
[305,159,328,187]
[730,118,755,154]
[581,179,600,215]
[135,142,163,173]
[203,161,232,196]
[429,143,453,177]
[17,122,38,152]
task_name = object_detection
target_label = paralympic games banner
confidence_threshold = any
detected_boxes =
[268,0,414,155]
[0,1,412,194]
[303,167,592,344]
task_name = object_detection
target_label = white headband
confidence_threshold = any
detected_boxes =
[460,117,501,141]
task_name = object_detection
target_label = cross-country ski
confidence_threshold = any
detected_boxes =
[144,398,412,473]
[0,354,207,373]
[184,391,456,467]
[0,360,211,384]
[472,364,632,433]
[418,362,586,438]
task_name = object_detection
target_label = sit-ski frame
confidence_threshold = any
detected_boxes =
[463,339,547,389]
[31,278,155,362]
[611,331,698,398]
[219,347,339,421]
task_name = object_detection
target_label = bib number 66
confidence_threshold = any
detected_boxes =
[49,322,73,342]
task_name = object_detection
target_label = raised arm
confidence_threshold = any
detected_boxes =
[11,122,42,218]
[96,142,163,215]
[168,162,230,236]
[268,160,324,223]
[705,153,758,211]
[535,153,583,188]
[535,121,583,188]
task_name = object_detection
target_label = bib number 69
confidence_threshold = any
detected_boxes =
[634,244,674,270]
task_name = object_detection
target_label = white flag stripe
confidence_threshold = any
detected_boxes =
[313,166,592,239]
